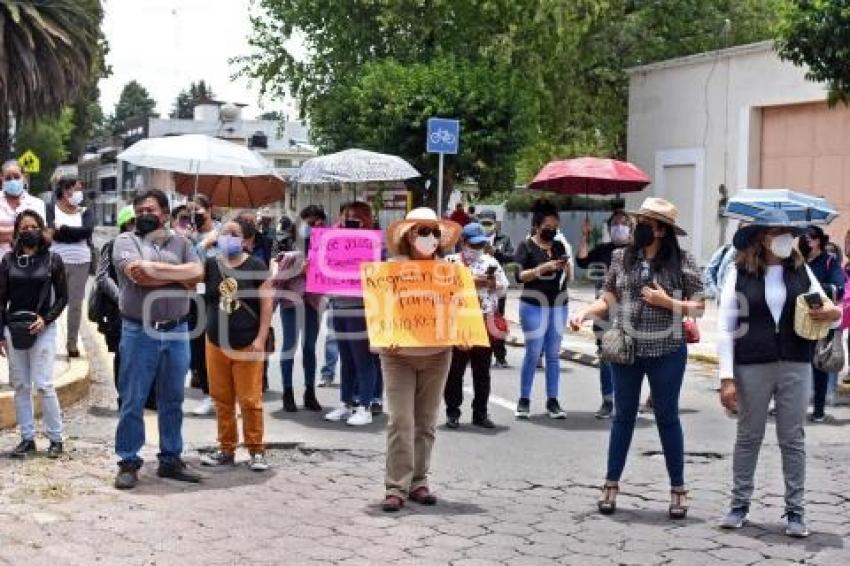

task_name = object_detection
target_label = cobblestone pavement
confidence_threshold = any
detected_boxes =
[0,325,848,565]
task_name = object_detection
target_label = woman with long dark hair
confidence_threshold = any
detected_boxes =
[513,199,571,419]
[0,210,68,458]
[716,210,840,537]
[571,198,704,519]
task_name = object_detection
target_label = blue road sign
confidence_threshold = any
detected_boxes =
[427,118,460,154]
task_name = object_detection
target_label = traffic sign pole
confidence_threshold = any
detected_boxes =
[437,152,444,218]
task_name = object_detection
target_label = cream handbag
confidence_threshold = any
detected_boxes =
[794,294,833,341]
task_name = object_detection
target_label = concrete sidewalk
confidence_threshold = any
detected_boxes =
[503,284,722,367]
[0,313,91,430]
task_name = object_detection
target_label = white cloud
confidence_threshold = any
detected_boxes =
[99,0,300,120]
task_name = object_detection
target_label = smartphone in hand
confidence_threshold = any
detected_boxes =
[803,292,823,309]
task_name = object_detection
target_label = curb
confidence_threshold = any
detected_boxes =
[504,319,719,368]
[0,347,91,431]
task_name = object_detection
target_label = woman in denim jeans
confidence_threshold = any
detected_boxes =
[513,199,571,419]
[571,197,704,519]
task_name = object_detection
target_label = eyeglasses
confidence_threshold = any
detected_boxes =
[416,225,442,239]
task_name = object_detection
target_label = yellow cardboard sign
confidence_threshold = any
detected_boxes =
[18,149,40,174]
[361,260,489,348]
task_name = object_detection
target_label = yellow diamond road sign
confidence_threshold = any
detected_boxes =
[18,149,40,174]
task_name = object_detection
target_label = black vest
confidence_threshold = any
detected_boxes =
[734,265,814,365]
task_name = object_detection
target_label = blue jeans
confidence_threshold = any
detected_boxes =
[115,320,190,466]
[519,301,569,399]
[321,328,339,378]
[332,308,378,406]
[600,362,614,400]
[607,344,687,487]
[280,303,319,388]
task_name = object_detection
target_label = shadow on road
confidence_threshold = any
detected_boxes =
[363,498,489,517]
[268,408,387,435]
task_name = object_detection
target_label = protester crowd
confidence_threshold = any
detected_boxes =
[2,159,848,536]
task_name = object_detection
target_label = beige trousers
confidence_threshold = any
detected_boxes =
[381,349,452,499]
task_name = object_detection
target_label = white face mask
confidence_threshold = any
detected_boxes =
[462,247,483,263]
[413,235,439,257]
[769,233,795,259]
[69,190,84,206]
[610,224,630,244]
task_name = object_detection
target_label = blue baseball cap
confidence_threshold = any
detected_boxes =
[462,222,490,245]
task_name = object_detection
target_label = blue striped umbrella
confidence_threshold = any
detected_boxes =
[724,189,838,226]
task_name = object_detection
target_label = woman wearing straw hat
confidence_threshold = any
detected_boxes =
[379,207,462,512]
[715,209,840,537]
[571,197,705,519]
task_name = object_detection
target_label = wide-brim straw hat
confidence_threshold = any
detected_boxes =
[629,197,687,236]
[732,209,803,250]
[386,207,462,255]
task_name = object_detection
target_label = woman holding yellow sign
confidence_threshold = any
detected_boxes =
[377,208,463,512]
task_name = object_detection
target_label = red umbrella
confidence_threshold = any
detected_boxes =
[529,157,650,195]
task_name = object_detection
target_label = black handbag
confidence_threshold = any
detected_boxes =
[7,254,54,350]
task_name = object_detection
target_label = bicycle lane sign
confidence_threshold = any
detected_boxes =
[426,118,459,154]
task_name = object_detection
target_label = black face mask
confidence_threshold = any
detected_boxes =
[539,227,556,242]
[633,222,656,249]
[193,213,207,228]
[19,229,41,248]
[344,219,362,229]
[798,238,812,258]
[135,214,161,236]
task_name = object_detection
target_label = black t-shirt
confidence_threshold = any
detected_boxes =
[576,242,628,291]
[204,255,269,349]
[514,238,568,307]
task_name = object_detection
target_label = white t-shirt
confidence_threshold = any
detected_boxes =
[50,204,91,264]
[0,193,46,254]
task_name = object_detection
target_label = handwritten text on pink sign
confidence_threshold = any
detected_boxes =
[306,228,383,296]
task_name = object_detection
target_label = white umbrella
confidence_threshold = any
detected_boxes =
[118,134,275,177]
[296,148,420,184]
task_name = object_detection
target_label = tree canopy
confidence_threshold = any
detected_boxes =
[777,0,850,105]
[240,0,782,195]
[170,80,215,119]
[110,80,158,134]
[0,0,104,157]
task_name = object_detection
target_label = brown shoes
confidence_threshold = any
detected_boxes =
[382,495,404,512]
[409,486,437,505]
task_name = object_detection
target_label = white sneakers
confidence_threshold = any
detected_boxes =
[192,396,215,416]
[346,406,372,426]
[324,405,352,422]
[324,405,372,425]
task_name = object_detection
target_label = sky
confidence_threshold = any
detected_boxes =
[99,0,302,120]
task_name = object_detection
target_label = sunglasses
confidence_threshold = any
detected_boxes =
[415,225,442,239]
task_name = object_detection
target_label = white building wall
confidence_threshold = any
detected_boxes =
[626,42,828,262]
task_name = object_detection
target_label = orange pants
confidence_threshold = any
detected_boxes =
[205,338,265,455]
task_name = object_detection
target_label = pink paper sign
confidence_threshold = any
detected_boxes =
[306,228,384,296]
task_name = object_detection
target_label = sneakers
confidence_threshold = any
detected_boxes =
[546,398,567,419]
[10,439,36,458]
[472,415,495,429]
[303,386,322,411]
[157,458,202,483]
[46,441,63,459]
[318,374,335,387]
[249,453,270,472]
[325,405,352,422]
[192,396,215,416]
[808,412,827,423]
[114,461,141,490]
[370,401,384,417]
[200,450,235,467]
[784,512,809,538]
[595,400,614,419]
[515,398,530,419]
[346,406,373,426]
[718,507,748,529]
[493,358,509,369]
[446,415,460,429]
[282,388,298,412]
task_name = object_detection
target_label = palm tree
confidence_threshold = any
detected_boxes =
[0,1,103,157]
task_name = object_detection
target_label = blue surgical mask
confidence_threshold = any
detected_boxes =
[218,234,244,257]
[3,179,24,197]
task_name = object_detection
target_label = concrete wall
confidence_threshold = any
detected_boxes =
[626,42,829,262]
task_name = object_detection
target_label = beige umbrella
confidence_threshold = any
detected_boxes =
[173,173,286,208]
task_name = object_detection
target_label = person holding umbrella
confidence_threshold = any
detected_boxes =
[716,209,841,537]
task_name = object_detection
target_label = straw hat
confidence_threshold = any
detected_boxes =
[630,197,687,236]
[386,208,462,255]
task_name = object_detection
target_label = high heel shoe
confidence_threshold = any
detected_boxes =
[669,487,689,520]
[597,482,618,515]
